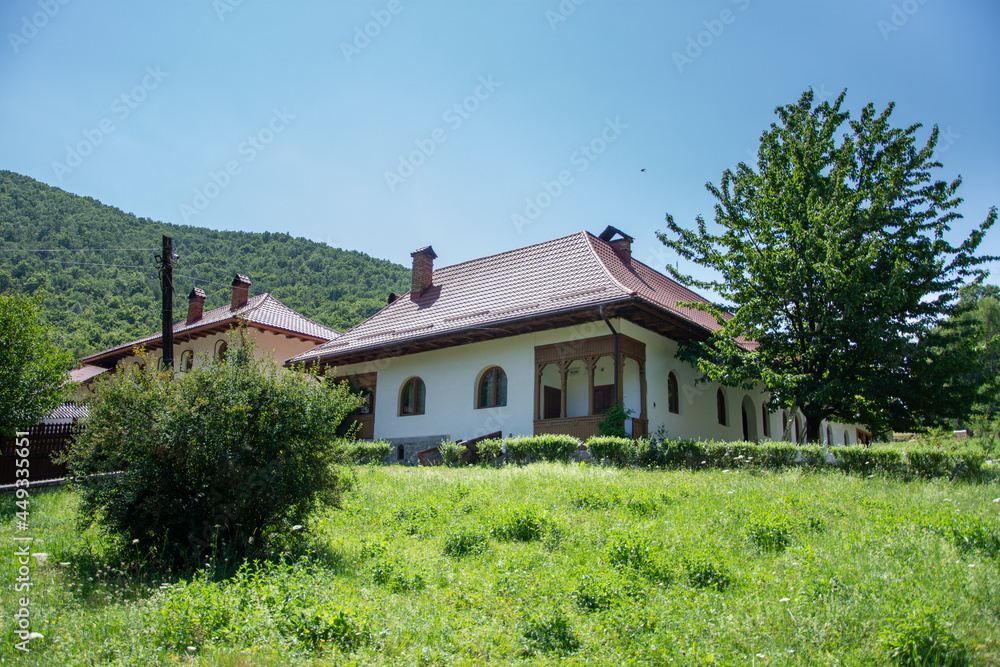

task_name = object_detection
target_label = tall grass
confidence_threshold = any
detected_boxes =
[1,464,997,665]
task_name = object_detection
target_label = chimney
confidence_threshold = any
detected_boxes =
[598,225,633,267]
[610,236,632,266]
[231,274,252,310]
[410,246,437,297]
[187,287,207,323]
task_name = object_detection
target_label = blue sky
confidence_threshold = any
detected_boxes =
[2,0,997,284]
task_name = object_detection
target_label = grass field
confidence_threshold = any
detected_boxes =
[2,463,998,665]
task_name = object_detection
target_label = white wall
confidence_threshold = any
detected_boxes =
[332,318,866,444]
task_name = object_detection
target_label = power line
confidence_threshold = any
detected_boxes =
[29,258,158,270]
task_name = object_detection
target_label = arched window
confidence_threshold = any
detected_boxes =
[215,340,228,360]
[180,350,194,372]
[716,388,727,426]
[761,403,770,437]
[397,444,405,461]
[400,377,426,416]
[826,425,833,445]
[794,416,801,444]
[478,366,507,408]
[844,431,849,446]
[782,411,788,441]
[667,372,679,414]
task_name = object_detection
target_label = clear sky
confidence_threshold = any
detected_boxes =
[2,0,998,284]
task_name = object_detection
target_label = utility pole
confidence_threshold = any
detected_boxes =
[156,236,177,371]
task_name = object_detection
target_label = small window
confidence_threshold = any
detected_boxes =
[215,340,228,360]
[400,377,426,416]
[667,372,679,414]
[478,366,507,408]
[844,431,849,446]
[397,444,405,461]
[761,403,770,437]
[180,350,194,372]
[826,425,833,445]
[716,388,727,426]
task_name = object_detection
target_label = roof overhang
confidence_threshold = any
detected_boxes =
[288,296,715,369]
[82,319,333,369]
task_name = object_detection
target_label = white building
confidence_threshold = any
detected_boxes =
[288,227,870,463]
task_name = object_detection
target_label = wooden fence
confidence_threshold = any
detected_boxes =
[0,423,80,485]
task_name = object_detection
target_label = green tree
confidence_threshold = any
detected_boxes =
[658,89,997,442]
[0,292,71,436]
[951,283,1000,421]
[64,338,365,566]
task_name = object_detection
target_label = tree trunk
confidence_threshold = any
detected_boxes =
[804,410,824,444]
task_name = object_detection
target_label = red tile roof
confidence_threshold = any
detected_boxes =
[82,293,340,368]
[289,230,730,367]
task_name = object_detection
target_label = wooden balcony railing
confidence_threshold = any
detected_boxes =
[533,416,602,440]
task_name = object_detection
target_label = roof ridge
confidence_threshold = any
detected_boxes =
[252,293,341,337]
[431,230,592,275]
[582,231,635,298]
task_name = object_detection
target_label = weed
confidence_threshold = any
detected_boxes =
[442,529,490,558]
[879,611,970,666]
[520,608,581,656]
[489,506,553,542]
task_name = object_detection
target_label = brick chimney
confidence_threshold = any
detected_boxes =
[187,287,206,323]
[231,274,252,310]
[610,235,632,266]
[598,225,633,267]
[410,246,437,298]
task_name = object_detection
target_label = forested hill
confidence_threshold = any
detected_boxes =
[0,171,412,360]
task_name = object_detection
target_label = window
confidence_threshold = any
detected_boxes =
[215,340,228,360]
[478,366,507,408]
[782,411,788,441]
[761,403,770,437]
[794,416,801,443]
[826,425,833,445]
[667,372,679,414]
[180,350,194,372]
[716,388,727,426]
[400,377,426,415]
[397,444,405,461]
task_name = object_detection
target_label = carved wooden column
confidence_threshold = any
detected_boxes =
[585,357,597,416]
[639,359,647,421]
[557,360,570,419]
[535,363,544,421]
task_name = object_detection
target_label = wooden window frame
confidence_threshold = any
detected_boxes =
[477,366,507,409]
[667,372,679,414]
[399,377,426,416]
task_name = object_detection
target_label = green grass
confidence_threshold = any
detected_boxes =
[1,464,999,665]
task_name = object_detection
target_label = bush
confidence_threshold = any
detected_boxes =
[879,611,970,666]
[585,436,640,466]
[745,510,795,552]
[337,439,391,464]
[438,440,467,466]
[64,341,366,566]
[506,434,581,463]
[905,447,986,480]
[835,445,903,476]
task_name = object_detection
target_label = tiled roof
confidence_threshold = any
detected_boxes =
[68,365,108,385]
[290,231,728,366]
[82,293,340,367]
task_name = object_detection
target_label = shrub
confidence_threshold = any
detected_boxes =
[520,608,581,656]
[879,611,970,666]
[585,436,640,466]
[438,440,467,466]
[797,445,827,469]
[598,400,634,437]
[506,434,581,463]
[337,439,391,464]
[443,528,490,558]
[291,606,369,650]
[65,340,366,566]
[835,446,902,476]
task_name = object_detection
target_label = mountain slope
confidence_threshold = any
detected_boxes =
[0,171,411,360]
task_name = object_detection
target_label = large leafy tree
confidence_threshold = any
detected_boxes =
[658,89,997,442]
[950,283,1000,421]
[0,292,71,436]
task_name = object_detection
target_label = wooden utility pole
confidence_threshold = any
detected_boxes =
[158,235,175,371]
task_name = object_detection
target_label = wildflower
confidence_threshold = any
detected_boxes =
[132,538,139,544]
[779,597,790,603]
[27,632,43,640]
[291,525,303,531]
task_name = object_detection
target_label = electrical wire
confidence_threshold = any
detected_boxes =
[0,247,158,252]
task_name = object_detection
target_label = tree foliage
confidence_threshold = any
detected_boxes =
[64,338,366,565]
[0,291,71,436]
[658,89,997,441]
[0,171,412,361]
[950,283,1000,421]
